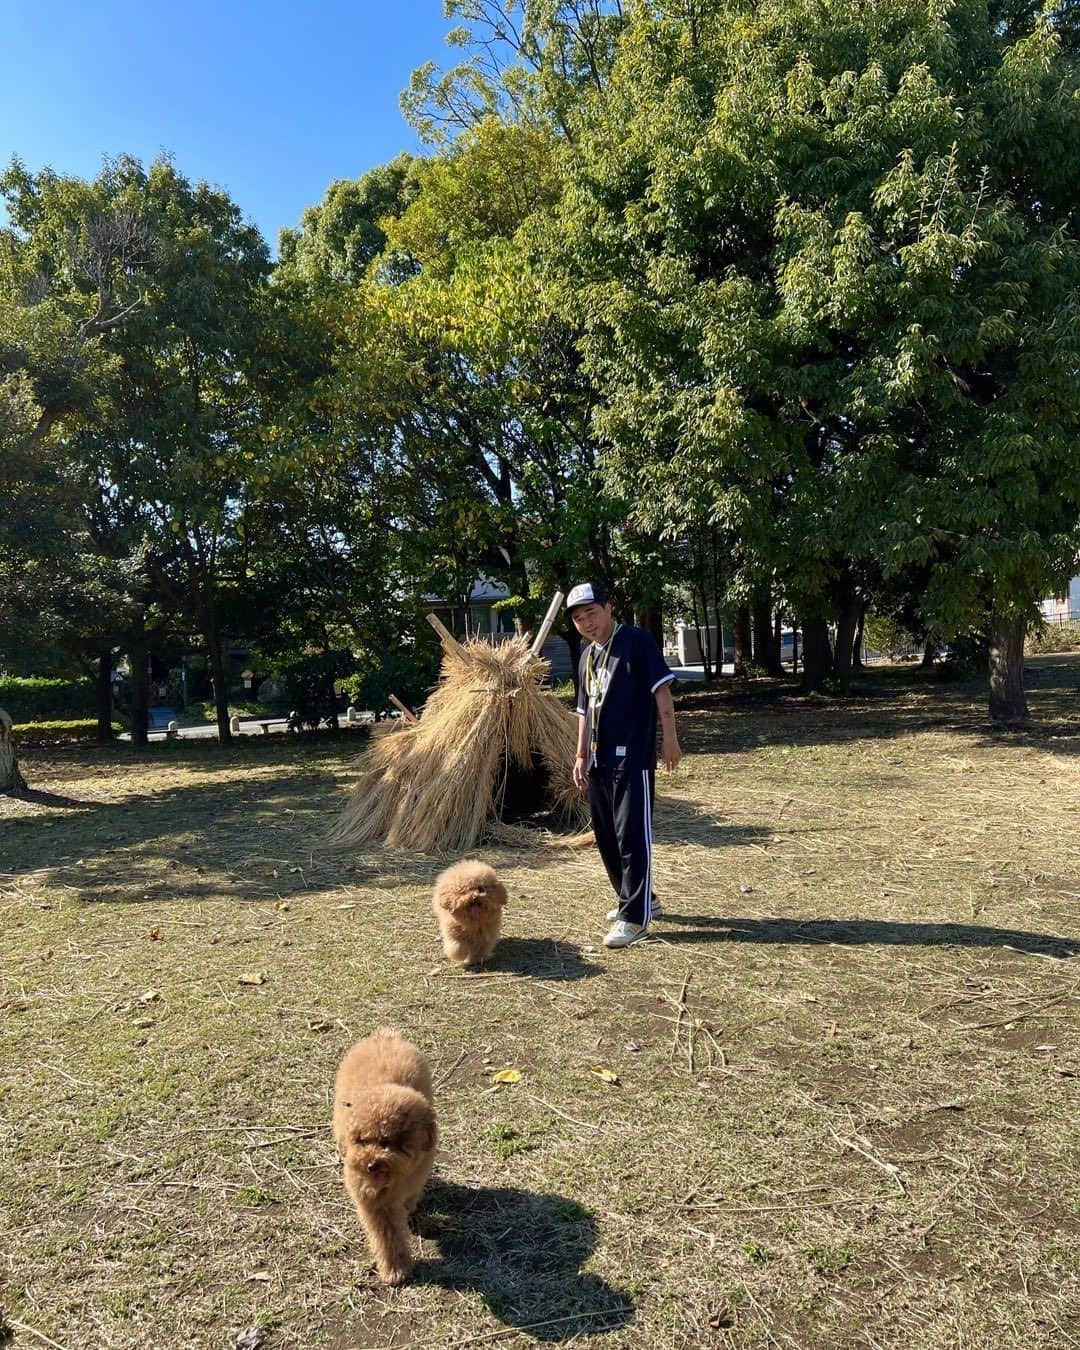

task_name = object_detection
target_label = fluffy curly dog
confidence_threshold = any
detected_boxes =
[332,1029,437,1285]
[432,859,508,966]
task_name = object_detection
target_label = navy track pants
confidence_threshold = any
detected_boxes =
[588,765,656,927]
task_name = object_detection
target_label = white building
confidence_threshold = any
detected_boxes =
[426,578,573,677]
[1040,577,1080,624]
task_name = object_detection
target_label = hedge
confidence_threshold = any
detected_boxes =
[0,677,96,721]
[12,719,120,745]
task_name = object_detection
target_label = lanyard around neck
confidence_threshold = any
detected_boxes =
[585,623,620,755]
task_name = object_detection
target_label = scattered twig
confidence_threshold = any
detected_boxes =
[829,1127,907,1196]
[33,1060,94,1088]
[368,1305,630,1349]
[959,995,1066,1032]
[521,1090,603,1133]
[7,1318,72,1350]
[434,1049,468,1089]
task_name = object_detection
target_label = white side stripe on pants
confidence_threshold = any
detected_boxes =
[642,769,653,927]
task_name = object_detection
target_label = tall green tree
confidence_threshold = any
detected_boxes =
[66,158,275,743]
[551,0,1079,713]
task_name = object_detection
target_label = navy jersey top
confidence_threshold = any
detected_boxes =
[575,624,675,770]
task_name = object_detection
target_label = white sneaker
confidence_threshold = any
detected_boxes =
[603,920,647,949]
[607,901,664,922]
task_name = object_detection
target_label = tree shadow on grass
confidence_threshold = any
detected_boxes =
[482,936,602,982]
[677,657,1080,757]
[658,913,1079,958]
[415,1178,633,1342]
[0,749,767,902]
[11,787,93,809]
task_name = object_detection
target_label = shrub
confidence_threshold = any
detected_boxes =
[1026,621,1080,655]
[13,719,121,745]
[0,677,96,721]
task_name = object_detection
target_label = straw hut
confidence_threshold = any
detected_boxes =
[328,605,588,853]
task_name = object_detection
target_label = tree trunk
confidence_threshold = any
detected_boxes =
[921,637,938,667]
[634,602,664,649]
[565,624,582,689]
[690,591,712,679]
[207,632,233,744]
[988,612,1028,723]
[752,595,782,675]
[130,636,150,748]
[832,597,862,693]
[95,649,114,744]
[852,606,865,670]
[0,710,28,796]
[732,606,752,675]
[800,616,833,693]
[325,671,340,731]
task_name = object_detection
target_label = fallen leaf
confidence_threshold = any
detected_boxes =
[308,1018,333,1032]
[146,927,161,941]
[236,1330,266,1350]
[589,1066,620,1084]
[823,1020,839,1037]
[237,972,267,986]
[246,1270,271,1283]
[274,900,290,912]
[133,1017,155,1029]
[1,997,29,1013]
[139,989,160,1004]
[490,1067,522,1084]
[625,1041,641,1052]
[740,884,754,894]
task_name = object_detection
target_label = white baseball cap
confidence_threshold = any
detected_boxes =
[566,582,608,612]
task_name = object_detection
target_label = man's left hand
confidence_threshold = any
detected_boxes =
[661,738,682,772]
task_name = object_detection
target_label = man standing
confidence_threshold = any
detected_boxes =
[568,582,682,948]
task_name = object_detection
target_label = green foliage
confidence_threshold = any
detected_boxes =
[0,677,95,720]
[278,154,419,283]
[339,647,441,717]
[13,718,120,743]
[1027,621,1080,654]
[551,0,1080,657]
[861,613,918,660]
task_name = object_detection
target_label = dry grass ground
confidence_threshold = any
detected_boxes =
[1,657,1078,1350]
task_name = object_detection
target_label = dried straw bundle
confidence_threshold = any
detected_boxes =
[328,635,587,853]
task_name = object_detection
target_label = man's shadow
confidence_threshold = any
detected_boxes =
[415,1179,633,1341]
[659,913,1079,958]
[483,937,602,982]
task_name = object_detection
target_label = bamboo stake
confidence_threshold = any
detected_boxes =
[529,590,566,656]
[387,694,418,724]
[425,611,470,660]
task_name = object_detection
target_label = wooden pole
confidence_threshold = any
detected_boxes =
[425,612,470,660]
[388,694,418,724]
[529,591,565,656]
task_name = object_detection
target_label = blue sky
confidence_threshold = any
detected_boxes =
[1,0,457,252]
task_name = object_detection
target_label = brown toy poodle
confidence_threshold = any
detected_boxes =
[432,859,508,966]
[332,1029,437,1285]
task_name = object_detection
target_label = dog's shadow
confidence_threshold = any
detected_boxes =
[483,936,602,982]
[415,1178,633,1340]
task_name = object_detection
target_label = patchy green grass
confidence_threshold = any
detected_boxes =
[1,658,1078,1349]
